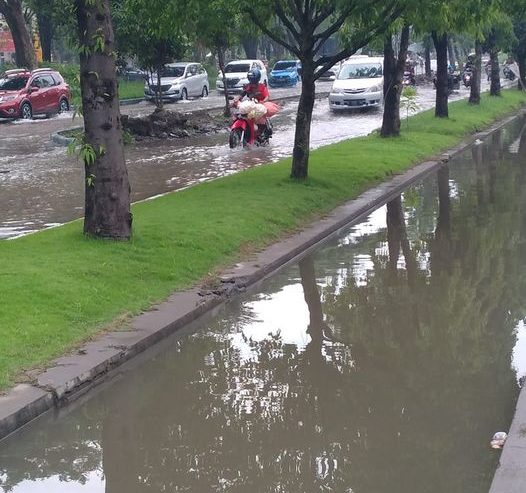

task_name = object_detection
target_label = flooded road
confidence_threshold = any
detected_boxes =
[0,83,469,239]
[1,114,525,493]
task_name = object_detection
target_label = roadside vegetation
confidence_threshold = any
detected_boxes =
[0,89,524,390]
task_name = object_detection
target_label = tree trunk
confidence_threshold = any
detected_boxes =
[217,47,231,117]
[36,8,53,62]
[432,31,449,118]
[291,62,315,180]
[241,36,258,59]
[0,0,37,69]
[489,46,501,96]
[447,36,457,70]
[469,40,482,105]
[518,57,526,91]
[424,45,432,77]
[381,25,409,138]
[155,67,163,109]
[76,0,131,240]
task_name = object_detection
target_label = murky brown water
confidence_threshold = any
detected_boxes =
[0,83,464,239]
[1,114,525,493]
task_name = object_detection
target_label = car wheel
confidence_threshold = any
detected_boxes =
[201,86,208,98]
[58,98,69,113]
[181,88,188,100]
[21,102,32,120]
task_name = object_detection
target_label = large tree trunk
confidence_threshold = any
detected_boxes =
[489,46,501,96]
[241,36,258,59]
[469,40,482,105]
[291,62,315,180]
[76,0,131,240]
[0,0,37,69]
[432,31,449,118]
[381,25,410,138]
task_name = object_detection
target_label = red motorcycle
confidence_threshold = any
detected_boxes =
[229,100,278,148]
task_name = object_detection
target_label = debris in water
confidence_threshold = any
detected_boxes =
[490,431,507,449]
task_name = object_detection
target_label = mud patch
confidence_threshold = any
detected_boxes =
[122,108,228,140]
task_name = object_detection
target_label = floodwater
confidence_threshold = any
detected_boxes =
[0,83,463,239]
[1,114,525,493]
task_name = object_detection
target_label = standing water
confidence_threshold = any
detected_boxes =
[1,115,526,492]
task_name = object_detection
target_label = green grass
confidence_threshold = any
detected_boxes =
[118,79,146,100]
[1,90,525,390]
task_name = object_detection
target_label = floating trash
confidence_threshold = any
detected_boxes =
[490,431,508,449]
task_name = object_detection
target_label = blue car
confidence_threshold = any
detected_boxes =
[268,60,301,87]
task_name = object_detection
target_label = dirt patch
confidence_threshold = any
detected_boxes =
[121,108,229,140]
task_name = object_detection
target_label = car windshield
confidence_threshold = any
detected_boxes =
[161,66,185,78]
[225,63,250,73]
[338,63,383,79]
[274,61,296,70]
[0,76,28,91]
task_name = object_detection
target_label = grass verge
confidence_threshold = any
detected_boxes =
[1,90,525,390]
[119,79,146,100]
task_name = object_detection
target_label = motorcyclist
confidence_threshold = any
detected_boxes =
[234,68,272,140]
[237,68,269,103]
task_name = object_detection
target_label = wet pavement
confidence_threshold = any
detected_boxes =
[0,82,474,239]
[1,114,525,493]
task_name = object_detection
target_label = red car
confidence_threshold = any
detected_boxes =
[0,68,71,119]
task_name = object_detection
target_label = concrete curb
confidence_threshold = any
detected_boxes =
[50,129,77,146]
[49,91,330,147]
[119,97,145,106]
[4,108,523,449]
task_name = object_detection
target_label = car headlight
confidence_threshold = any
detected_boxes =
[331,87,344,94]
[0,95,16,103]
[367,84,382,93]
[240,78,248,85]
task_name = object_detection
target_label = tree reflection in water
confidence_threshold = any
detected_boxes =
[1,118,526,493]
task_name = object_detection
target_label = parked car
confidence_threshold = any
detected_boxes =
[328,56,384,111]
[317,62,341,81]
[268,60,301,87]
[144,62,209,102]
[118,66,147,82]
[216,59,268,94]
[0,68,71,119]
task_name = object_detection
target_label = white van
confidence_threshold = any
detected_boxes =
[328,56,384,111]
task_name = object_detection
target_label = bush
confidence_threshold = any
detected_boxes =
[42,62,81,106]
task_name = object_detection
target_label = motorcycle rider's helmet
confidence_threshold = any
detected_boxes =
[247,68,261,84]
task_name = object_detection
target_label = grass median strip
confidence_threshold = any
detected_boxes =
[1,90,525,391]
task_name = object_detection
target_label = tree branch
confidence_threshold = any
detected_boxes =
[313,3,404,81]
[273,0,301,43]
[246,7,299,56]
[312,3,358,43]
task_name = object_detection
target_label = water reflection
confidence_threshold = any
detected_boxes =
[1,117,526,492]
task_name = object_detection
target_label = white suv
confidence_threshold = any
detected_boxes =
[329,56,384,111]
[144,62,209,102]
[216,59,268,94]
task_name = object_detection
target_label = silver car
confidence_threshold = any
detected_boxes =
[144,62,209,102]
